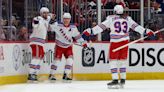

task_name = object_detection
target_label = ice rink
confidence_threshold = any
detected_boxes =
[0,80,164,92]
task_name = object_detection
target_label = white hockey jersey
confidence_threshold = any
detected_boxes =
[50,23,85,48]
[30,16,51,46]
[91,15,146,42]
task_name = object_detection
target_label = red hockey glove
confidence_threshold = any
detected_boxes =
[82,43,88,48]
[146,29,154,36]
[83,28,92,36]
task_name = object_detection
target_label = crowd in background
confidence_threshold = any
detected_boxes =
[0,0,164,41]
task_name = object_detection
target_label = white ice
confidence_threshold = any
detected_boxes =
[0,80,164,92]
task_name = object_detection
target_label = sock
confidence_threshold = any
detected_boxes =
[50,59,60,75]
[64,58,73,75]
[29,58,41,75]
[118,60,126,80]
[110,60,119,80]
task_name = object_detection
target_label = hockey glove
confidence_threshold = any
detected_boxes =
[82,42,88,48]
[83,28,93,36]
[146,29,155,36]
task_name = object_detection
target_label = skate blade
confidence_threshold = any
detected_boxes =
[27,80,38,84]
[107,85,120,89]
[62,80,72,83]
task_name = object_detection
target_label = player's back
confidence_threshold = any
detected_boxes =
[108,15,131,42]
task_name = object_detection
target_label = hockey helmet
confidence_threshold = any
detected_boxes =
[114,5,124,14]
[63,13,71,19]
[40,7,49,14]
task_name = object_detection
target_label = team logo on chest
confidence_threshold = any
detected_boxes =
[59,29,71,42]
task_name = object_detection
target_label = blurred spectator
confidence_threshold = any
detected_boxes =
[86,14,94,28]
[105,0,117,9]
[17,26,28,41]
[116,0,128,8]
[102,0,108,6]
[145,14,164,40]
[129,29,141,41]
[1,19,17,41]
[11,16,17,27]
[47,31,56,41]
[78,15,86,32]
[63,1,69,12]
[9,16,17,41]
[12,14,21,28]
[101,28,110,41]
[64,0,75,5]
[128,1,140,9]
[156,31,164,40]
[88,0,97,9]
[90,21,98,41]
[91,21,97,27]
[0,29,6,40]
[0,19,6,40]
[152,0,164,14]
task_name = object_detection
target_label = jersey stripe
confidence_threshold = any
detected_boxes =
[111,68,118,73]
[56,39,71,46]
[131,23,139,30]
[110,33,129,39]
[98,24,107,30]
[30,37,45,44]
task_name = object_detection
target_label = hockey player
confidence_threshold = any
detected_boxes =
[49,13,87,82]
[83,5,154,88]
[28,7,55,82]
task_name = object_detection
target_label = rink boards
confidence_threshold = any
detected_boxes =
[0,42,164,84]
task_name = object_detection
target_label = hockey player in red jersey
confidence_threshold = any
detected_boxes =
[49,13,87,82]
[83,5,154,88]
[28,7,55,82]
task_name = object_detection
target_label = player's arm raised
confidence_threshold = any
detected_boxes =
[83,17,111,36]
[128,16,154,36]
[49,19,59,32]
[32,17,40,28]
[73,26,88,47]
[49,13,56,24]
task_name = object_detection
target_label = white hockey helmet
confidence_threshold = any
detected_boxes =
[114,5,124,14]
[63,13,71,19]
[40,7,49,14]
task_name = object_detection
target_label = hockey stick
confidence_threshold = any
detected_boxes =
[74,43,83,47]
[74,40,93,48]
[112,28,164,52]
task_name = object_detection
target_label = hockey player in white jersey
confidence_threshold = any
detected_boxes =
[83,5,154,88]
[28,7,55,82]
[49,13,87,82]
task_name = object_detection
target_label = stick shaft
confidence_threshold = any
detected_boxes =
[112,28,164,52]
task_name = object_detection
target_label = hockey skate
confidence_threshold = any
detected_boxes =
[107,80,120,89]
[63,73,72,83]
[119,79,125,88]
[48,74,56,83]
[27,74,38,83]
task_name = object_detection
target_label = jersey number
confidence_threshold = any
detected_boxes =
[114,21,128,33]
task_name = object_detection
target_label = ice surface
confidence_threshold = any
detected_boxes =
[0,80,163,92]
